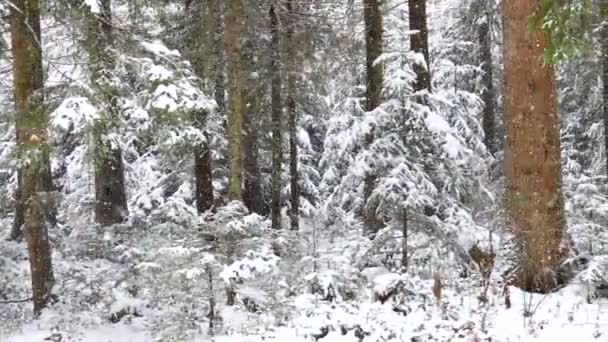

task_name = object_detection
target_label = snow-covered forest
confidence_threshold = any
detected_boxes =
[0,0,606,341]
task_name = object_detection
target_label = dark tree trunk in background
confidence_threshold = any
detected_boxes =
[212,0,226,117]
[86,0,128,225]
[409,0,431,93]
[194,110,214,213]
[602,5,608,176]
[225,0,245,201]
[10,0,55,314]
[503,0,565,293]
[363,0,384,237]
[479,13,496,155]
[270,3,283,229]
[286,0,299,231]
[242,39,265,215]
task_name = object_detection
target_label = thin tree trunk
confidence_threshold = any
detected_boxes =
[225,0,244,201]
[10,0,54,314]
[270,3,282,229]
[194,111,214,213]
[86,0,128,225]
[409,0,431,93]
[503,0,565,293]
[479,13,496,155]
[363,0,384,237]
[602,5,608,176]
[286,0,299,231]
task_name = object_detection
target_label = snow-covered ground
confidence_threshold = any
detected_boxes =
[3,283,607,342]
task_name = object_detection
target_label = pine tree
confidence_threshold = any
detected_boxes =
[242,37,265,215]
[285,0,299,231]
[226,0,245,201]
[270,3,282,229]
[10,0,54,314]
[503,0,566,292]
[478,9,496,154]
[409,0,431,93]
[85,0,128,225]
[363,0,384,236]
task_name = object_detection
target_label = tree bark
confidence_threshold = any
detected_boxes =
[85,0,128,225]
[285,0,299,231]
[602,4,608,177]
[270,3,282,229]
[503,0,565,293]
[10,0,55,314]
[479,13,496,155]
[194,110,214,213]
[363,0,384,237]
[409,0,431,93]
[225,0,245,201]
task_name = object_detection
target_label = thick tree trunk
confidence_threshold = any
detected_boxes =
[10,0,55,241]
[225,0,245,201]
[286,0,299,231]
[479,14,496,155]
[86,0,128,225]
[363,0,384,237]
[409,0,431,93]
[270,4,282,229]
[503,0,565,293]
[10,0,55,314]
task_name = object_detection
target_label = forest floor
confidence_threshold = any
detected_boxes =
[3,281,608,341]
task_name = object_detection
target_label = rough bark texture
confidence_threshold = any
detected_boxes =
[225,0,244,201]
[479,15,496,155]
[503,0,565,293]
[409,0,431,93]
[286,0,299,231]
[10,0,55,314]
[87,0,128,225]
[10,0,55,241]
[270,3,283,229]
[363,0,384,237]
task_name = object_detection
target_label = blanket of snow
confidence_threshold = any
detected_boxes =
[3,283,607,342]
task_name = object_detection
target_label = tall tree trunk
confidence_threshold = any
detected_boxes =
[363,0,384,237]
[602,5,608,176]
[479,12,496,155]
[286,0,299,231]
[86,0,128,225]
[270,3,283,229]
[191,0,222,213]
[503,0,565,293]
[409,0,431,93]
[225,0,244,201]
[10,0,55,314]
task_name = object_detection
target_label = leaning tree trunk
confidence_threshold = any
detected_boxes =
[479,12,496,155]
[86,0,128,225]
[363,0,384,237]
[409,0,431,93]
[503,0,566,293]
[285,0,300,231]
[270,3,283,229]
[225,0,245,201]
[10,0,55,314]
